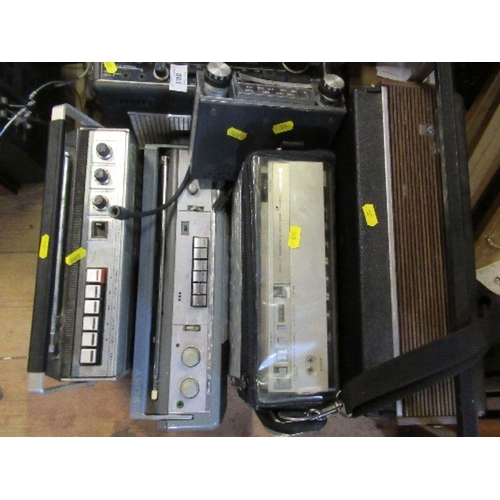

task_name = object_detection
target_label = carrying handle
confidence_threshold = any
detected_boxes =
[341,282,500,418]
[50,103,101,127]
[256,283,500,434]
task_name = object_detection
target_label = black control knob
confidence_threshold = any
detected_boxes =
[154,62,169,80]
[318,74,345,104]
[204,62,232,97]
[94,168,109,184]
[96,142,112,160]
[92,195,108,211]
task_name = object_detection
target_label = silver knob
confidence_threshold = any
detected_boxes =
[204,62,232,97]
[180,378,200,399]
[181,347,201,368]
[206,62,232,82]
[318,74,345,104]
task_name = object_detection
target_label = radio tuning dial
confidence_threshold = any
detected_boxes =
[180,378,200,399]
[92,195,108,211]
[96,142,112,160]
[204,62,232,97]
[206,62,232,83]
[318,74,345,103]
[154,62,169,80]
[181,347,201,367]
[94,168,109,184]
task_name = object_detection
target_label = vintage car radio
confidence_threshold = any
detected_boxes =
[28,105,140,392]
[189,63,347,181]
[130,145,229,430]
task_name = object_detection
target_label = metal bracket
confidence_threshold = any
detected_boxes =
[28,372,96,395]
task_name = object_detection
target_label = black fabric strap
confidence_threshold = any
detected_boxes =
[341,300,500,417]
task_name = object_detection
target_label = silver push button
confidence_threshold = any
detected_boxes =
[193,248,208,259]
[80,348,97,365]
[193,260,208,271]
[84,300,100,315]
[85,285,102,299]
[83,316,99,331]
[192,271,207,283]
[81,332,98,347]
[193,237,209,248]
[192,283,207,295]
[191,295,207,307]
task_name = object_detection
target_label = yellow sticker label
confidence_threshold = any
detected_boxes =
[227,127,248,141]
[288,226,302,249]
[362,204,379,227]
[273,121,294,135]
[65,247,87,266]
[103,62,118,74]
[39,234,50,259]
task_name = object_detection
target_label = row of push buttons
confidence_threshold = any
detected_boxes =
[191,237,209,307]
[184,238,207,399]
[80,268,106,365]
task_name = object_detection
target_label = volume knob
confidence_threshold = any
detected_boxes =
[181,347,201,368]
[318,74,345,104]
[204,62,232,97]
[94,168,109,184]
[180,378,200,399]
[154,62,169,80]
[206,62,232,83]
[92,195,108,211]
[96,142,112,160]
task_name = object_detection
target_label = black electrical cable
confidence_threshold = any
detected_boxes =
[0,63,91,138]
[109,168,192,220]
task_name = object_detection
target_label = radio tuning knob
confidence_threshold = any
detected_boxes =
[94,168,109,184]
[96,142,112,160]
[204,62,232,97]
[206,62,232,83]
[318,74,345,104]
[181,347,201,367]
[92,195,108,211]
[154,62,169,80]
[180,378,200,399]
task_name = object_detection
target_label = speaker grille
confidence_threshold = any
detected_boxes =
[128,112,191,148]
[388,84,456,418]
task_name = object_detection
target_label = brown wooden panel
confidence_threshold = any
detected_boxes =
[469,103,500,207]
[466,68,500,156]
[388,84,455,418]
